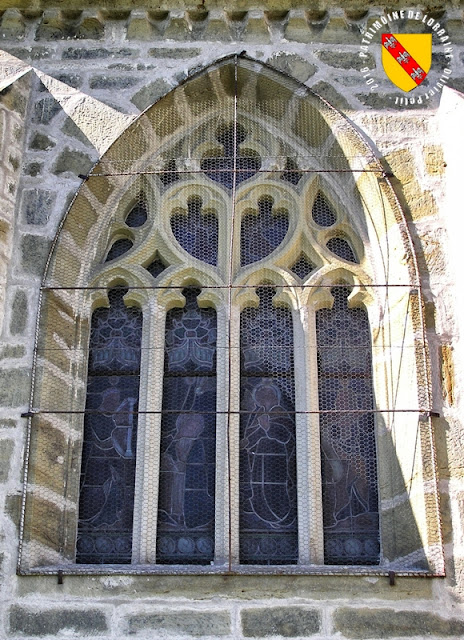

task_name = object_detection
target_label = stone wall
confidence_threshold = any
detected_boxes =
[1,2,464,639]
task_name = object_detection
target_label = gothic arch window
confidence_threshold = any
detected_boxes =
[19,56,443,576]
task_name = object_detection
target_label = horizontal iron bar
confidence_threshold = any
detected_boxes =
[41,284,420,291]
[24,409,427,415]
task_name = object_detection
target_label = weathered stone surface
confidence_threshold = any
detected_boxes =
[131,79,172,109]
[0,440,14,483]
[285,16,311,43]
[127,17,157,41]
[424,144,445,175]
[8,46,52,60]
[5,493,21,530]
[267,52,316,82]
[0,85,27,116]
[75,17,104,39]
[148,47,201,58]
[29,133,56,151]
[241,607,321,637]
[316,50,375,71]
[62,47,136,59]
[20,234,51,276]
[53,149,94,175]
[202,18,232,41]
[0,368,30,406]
[0,344,26,359]
[61,118,92,146]
[0,9,26,39]
[0,419,16,429]
[243,17,270,43]
[9,606,108,636]
[333,608,464,638]
[25,162,42,177]
[164,16,190,40]
[22,189,56,225]
[33,97,61,124]
[127,610,231,636]
[51,73,82,88]
[89,75,139,90]
[312,80,351,110]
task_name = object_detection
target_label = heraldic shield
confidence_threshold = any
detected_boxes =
[382,34,432,92]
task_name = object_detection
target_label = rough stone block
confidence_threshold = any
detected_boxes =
[333,607,464,638]
[0,344,26,359]
[0,9,26,39]
[312,80,352,111]
[243,17,270,43]
[148,47,201,59]
[0,439,14,482]
[202,18,232,42]
[164,16,191,40]
[127,17,156,41]
[22,188,56,225]
[127,610,231,636]
[241,607,321,637]
[62,47,135,60]
[0,85,27,116]
[53,149,94,176]
[8,46,51,60]
[267,53,316,83]
[50,73,82,88]
[25,162,42,177]
[316,50,375,71]
[29,133,55,151]
[424,144,445,175]
[0,368,30,406]
[75,17,104,39]
[9,606,108,636]
[131,79,172,110]
[89,75,139,90]
[33,97,61,124]
[285,17,311,43]
[20,234,51,277]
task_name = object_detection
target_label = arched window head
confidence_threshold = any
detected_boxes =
[19,56,443,578]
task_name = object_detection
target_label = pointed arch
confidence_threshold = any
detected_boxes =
[19,55,442,576]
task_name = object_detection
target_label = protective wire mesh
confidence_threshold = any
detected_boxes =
[18,56,443,576]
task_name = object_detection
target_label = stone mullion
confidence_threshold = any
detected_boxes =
[213,303,230,566]
[228,302,241,566]
[303,305,325,564]
[132,297,165,564]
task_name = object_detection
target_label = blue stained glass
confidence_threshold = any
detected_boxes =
[171,197,218,266]
[157,289,217,564]
[241,199,289,267]
[77,288,142,564]
[239,288,298,564]
[316,287,379,565]
[201,122,261,189]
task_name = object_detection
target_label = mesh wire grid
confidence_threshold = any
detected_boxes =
[18,56,443,576]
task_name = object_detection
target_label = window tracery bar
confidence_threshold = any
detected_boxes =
[239,287,298,565]
[157,288,217,564]
[316,287,380,565]
[76,287,142,564]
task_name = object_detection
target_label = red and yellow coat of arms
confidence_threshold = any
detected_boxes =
[382,34,432,92]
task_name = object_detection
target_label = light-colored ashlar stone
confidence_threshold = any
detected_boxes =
[333,607,464,638]
[241,607,322,637]
[126,610,231,636]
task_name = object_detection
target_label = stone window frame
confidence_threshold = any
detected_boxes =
[17,56,444,576]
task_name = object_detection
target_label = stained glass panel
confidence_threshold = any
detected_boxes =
[157,289,217,564]
[171,197,218,266]
[241,199,289,267]
[201,122,261,189]
[326,236,359,264]
[239,288,298,564]
[316,287,380,565]
[77,288,142,564]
